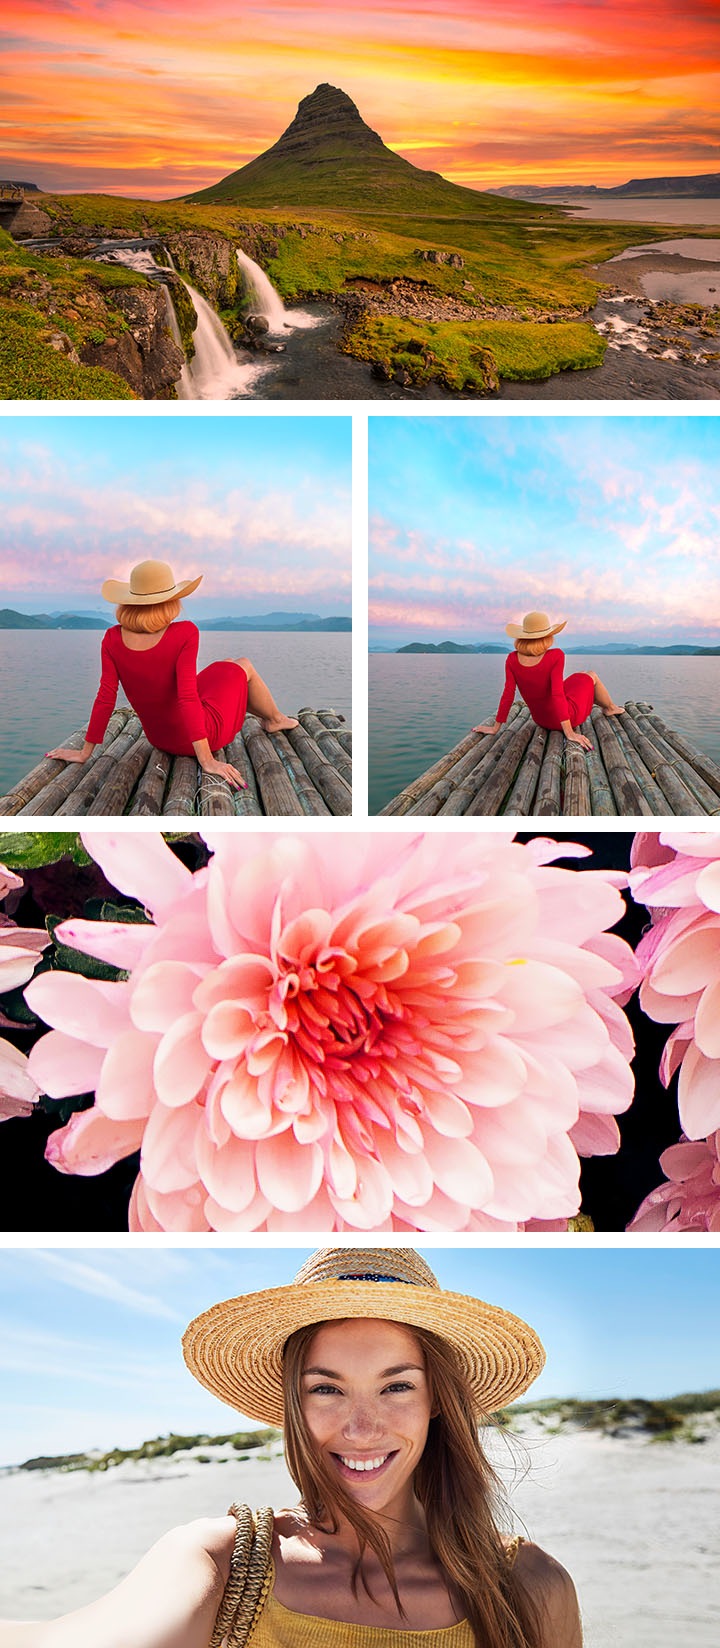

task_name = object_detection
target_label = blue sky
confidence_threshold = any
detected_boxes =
[0,1247,716,1466]
[369,416,720,648]
[0,417,351,617]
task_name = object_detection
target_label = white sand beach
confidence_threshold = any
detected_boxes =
[1,1425,718,1648]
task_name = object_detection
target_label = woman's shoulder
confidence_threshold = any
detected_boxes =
[173,619,199,642]
[512,1542,581,1640]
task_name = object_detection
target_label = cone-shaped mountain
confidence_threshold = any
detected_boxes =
[187,84,495,212]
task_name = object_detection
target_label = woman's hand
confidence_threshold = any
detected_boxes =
[564,730,593,752]
[44,747,92,764]
[473,722,500,736]
[200,757,248,790]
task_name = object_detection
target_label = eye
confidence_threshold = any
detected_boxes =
[383,1380,415,1394]
[306,1381,343,1396]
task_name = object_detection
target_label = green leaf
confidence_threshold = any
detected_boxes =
[0,832,92,869]
[0,982,39,1024]
[40,1092,95,1125]
[82,899,150,925]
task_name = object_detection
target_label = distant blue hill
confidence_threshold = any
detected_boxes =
[393,640,720,656]
[0,608,350,632]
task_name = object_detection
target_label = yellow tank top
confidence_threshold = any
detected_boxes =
[250,1590,475,1648]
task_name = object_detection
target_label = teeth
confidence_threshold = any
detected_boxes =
[339,1455,389,1472]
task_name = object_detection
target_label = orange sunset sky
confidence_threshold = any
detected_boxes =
[2,0,719,198]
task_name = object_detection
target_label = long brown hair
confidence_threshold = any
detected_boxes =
[282,1320,543,1648]
[116,597,182,632]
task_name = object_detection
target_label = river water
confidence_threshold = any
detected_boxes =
[0,631,351,793]
[368,652,720,813]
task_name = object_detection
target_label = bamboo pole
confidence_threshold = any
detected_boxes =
[0,710,131,816]
[380,708,523,816]
[465,716,537,816]
[624,708,718,815]
[243,718,306,816]
[533,730,564,815]
[162,756,199,816]
[581,718,618,817]
[274,738,331,815]
[21,714,143,817]
[590,711,655,815]
[82,730,154,817]
[626,704,720,809]
[284,723,352,815]
[433,723,526,816]
[297,710,352,786]
[616,711,703,815]
[379,730,488,815]
[502,726,548,815]
[560,736,591,816]
[130,748,172,815]
[223,736,263,817]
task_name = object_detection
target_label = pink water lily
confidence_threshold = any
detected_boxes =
[26,831,638,1233]
[630,832,720,1140]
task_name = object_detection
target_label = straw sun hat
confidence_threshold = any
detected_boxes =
[505,611,567,641]
[183,1248,545,1425]
[101,559,203,605]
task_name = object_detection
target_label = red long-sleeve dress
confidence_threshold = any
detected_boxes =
[86,622,248,754]
[495,648,594,731]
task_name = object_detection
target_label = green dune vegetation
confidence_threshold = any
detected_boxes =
[0,84,692,399]
[12,1394,719,1475]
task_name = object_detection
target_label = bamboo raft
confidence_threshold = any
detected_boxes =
[380,702,720,817]
[0,707,352,818]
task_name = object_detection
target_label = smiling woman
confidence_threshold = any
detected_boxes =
[0,1248,582,1648]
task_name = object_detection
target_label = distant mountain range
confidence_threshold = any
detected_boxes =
[490,172,720,200]
[0,608,350,632]
[186,83,518,214]
[393,640,720,656]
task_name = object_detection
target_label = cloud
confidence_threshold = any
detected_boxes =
[19,1252,184,1321]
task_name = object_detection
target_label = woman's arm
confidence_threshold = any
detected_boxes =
[0,1517,235,1648]
[474,655,514,734]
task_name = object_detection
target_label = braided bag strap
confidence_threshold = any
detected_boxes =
[209,1504,274,1648]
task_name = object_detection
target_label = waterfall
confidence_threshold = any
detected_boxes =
[236,249,319,332]
[177,279,264,399]
[94,243,265,399]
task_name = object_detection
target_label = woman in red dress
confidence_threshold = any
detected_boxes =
[473,611,623,751]
[47,560,298,790]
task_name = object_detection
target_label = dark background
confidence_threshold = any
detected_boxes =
[0,833,676,1232]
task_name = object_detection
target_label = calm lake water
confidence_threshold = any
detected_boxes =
[369,653,720,813]
[0,631,351,792]
[559,197,720,226]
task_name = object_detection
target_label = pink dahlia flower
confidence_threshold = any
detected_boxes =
[26,831,638,1233]
[628,1133,720,1233]
[0,1036,40,1121]
[630,832,720,1140]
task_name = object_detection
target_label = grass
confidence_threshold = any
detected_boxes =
[0,303,134,399]
[346,314,605,390]
[19,1427,281,1474]
[0,227,140,398]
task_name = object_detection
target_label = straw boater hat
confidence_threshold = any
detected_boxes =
[505,610,567,641]
[183,1248,545,1426]
[100,559,203,605]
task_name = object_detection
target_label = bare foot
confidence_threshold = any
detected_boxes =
[261,714,299,733]
[603,704,625,717]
